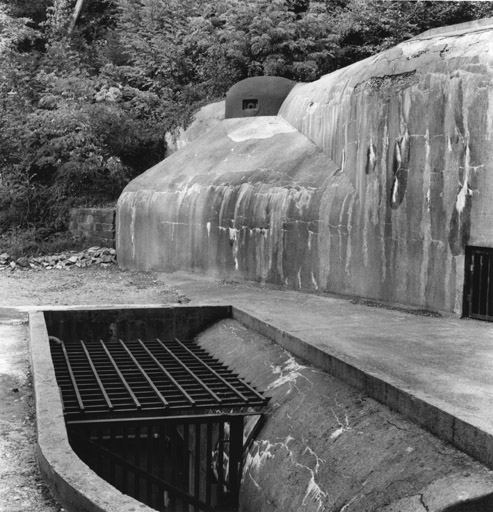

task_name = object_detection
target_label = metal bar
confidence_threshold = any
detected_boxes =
[486,255,491,317]
[67,410,264,427]
[96,427,104,474]
[80,340,113,411]
[217,422,225,496]
[205,423,212,506]
[174,338,250,403]
[146,425,153,504]
[109,425,116,485]
[60,341,85,412]
[156,338,222,404]
[479,254,485,316]
[470,313,493,322]
[137,339,196,406]
[69,430,216,511]
[119,339,169,408]
[194,423,201,510]
[135,426,141,498]
[100,340,141,410]
[228,416,244,507]
[183,424,190,499]
[122,426,129,493]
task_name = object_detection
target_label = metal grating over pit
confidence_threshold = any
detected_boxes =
[46,310,269,511]
[50,336,268,421]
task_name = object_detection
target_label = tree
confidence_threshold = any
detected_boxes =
[69,0,86,36]
[2,0,493,246]
[333,0,493,68]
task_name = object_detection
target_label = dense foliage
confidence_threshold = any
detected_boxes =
[1,0,493,249]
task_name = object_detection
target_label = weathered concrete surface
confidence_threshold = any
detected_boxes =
[117,116,340,281]
[160,271,493,472]
[280,18,493,314]
[165,100,225,156]
[197,319,493,512]
[117,19,493,314]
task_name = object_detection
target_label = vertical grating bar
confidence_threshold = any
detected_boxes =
[119,340,169,408]
[479,254,485,316]
[485,255,491,317]
[122,426,129,494]
[100,340,141,409]
[96,427,103,474]
[146,425,153,506]
[194,423,201,511]
[228,416,244,508]
[135,426,141,499]
[80,340,113,411]
[489,255,493,317]
[217,422,225,499]
[110,425,117,485]
[183,424,190,504]
[156,338,223,404]
[173,426,180,509]
[60,341,85,412]
[474,253,480,316]
[137,339,196,406]
[206,423,212,506]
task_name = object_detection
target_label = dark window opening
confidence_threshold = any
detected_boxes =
[463,246,493,321]
[242,99,258,111]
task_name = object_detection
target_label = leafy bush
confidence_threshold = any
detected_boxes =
[2,0,493,255]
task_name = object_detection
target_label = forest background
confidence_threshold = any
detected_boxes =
[1,0,493,257]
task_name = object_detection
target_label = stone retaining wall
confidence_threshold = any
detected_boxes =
[69,207,115,247]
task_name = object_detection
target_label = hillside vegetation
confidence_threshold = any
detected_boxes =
[1,0,492,254]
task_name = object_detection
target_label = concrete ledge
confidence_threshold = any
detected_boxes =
[29,310,157,512]
[232,307,493,470]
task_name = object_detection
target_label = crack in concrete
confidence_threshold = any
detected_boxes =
[419,493,430,512]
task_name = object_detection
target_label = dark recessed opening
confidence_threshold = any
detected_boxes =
[463,246,493,321]
[242,99,258,111]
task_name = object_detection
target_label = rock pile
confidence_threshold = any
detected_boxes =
[0,247,117,271]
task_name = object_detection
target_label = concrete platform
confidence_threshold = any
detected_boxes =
[158,272,493,470]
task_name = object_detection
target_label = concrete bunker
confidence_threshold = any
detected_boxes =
[117,18,493,317]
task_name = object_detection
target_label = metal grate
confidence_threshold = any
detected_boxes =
[50,336,268,421]
[464,246,493,321]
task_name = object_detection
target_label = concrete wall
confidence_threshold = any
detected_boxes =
[69,207,115,247]
[197,319,493,512]
[117,19,493,314]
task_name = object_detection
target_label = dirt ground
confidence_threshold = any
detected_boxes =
[0,264,188,308]
[0,264,186,512]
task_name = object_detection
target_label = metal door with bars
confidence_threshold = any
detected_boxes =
[463,246,493,321]
[49,335,268,511]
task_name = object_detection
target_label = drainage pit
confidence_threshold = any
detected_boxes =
[38,307,268,512]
